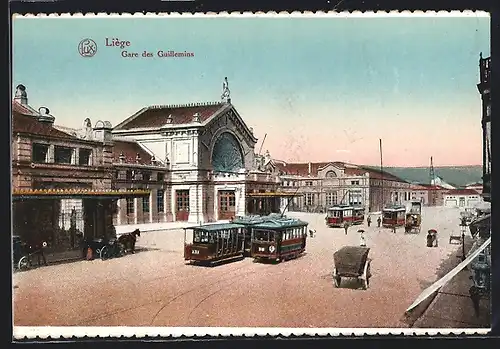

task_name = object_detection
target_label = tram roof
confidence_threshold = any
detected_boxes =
[252,218,308,230]
[383,204,406,211]
[186,223,246,231]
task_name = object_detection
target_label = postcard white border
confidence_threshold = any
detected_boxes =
[13,326,491,339]
[11,9,492,339]
[12,10,490,19]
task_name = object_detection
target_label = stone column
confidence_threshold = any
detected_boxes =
[150,189,157,223]
[133,198,140,224]
[188,185,201,224]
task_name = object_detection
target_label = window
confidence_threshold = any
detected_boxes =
[126,198,134,215]
[351,180,360,185]
[54,146,74,164]
[142,196,150,212]
[32,143,49,163]
[157,172,165,182]
[305,193,315,206]
[325,170,337,178]
[348,190,363,205]
[142,171,151,182]
[126,170,134,180]
[305,181,313,186]
[486,104,491,117]
[78,148,92,166]
[114,170,120,179]
[157,189,165,213]
[326,192,338,207]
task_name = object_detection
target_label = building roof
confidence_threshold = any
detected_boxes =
[275,162,345,176]
[12,100,40,117]
[113,102,228,131]
[12,112,78,140]
[112,139,154,165]
[445,188,481,196]
[252,218,308,230]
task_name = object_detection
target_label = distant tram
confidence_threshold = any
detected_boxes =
[251,217,308,262]
[325,205,365,227]
[183,223,246,266]
[382,205,407,228]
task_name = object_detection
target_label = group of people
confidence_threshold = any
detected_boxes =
[366,215,382,228]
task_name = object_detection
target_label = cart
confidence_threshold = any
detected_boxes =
[332,246,372,290]
[404,213,421,234]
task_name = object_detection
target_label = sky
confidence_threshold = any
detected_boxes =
[12,14,490,167]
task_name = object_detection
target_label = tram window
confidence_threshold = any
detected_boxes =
[194,230,211,243]
[254,230,268,241]
[383,212,392,219]
[194,231,201,243]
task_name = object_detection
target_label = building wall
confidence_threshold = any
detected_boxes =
[12,134,112,191]
[443,194,482,208]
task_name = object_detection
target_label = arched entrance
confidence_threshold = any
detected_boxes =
[211,132,244,220]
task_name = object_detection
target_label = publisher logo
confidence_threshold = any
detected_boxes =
[78,38,97,57]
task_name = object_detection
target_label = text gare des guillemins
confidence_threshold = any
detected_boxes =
[106,38,195,58]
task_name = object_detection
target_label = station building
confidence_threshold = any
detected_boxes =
[109,89,284,225]
[263,155,413,213]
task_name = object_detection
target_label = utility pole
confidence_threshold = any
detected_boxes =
[429,156,436,206]
[379,139,384,211]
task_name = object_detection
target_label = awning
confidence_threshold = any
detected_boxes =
[246,192,300,198]
[12,189,151,200]
[405,237,491,313]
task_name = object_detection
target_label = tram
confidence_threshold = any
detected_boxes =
[382,205,407,228]
[251,217,309,262]
[231,213,286,256]
[325,205,364,227]
[183,223,246,266]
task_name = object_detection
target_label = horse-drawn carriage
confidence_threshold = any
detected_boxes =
[13,235,48,271]
[405,201,422,233]
[82,229,141,260]
[332,246,372,290]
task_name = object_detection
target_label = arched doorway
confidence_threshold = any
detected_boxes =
[211,132,244,220]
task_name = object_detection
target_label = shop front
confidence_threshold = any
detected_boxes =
[12,189,150,263]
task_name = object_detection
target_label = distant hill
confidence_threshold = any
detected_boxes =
[365,166,483,188]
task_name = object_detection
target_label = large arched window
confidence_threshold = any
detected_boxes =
[325,170,337,178]
[211,132,244,173]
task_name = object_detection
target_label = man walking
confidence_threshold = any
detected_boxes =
[343,222,349,235]
[377,216,381,228]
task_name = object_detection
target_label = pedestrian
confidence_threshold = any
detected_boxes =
[343,222,349,235]
[367,216,371,227]
[358,229,366,247]
[377,216,381,228]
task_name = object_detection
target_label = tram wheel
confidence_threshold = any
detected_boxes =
[334,276,341,288]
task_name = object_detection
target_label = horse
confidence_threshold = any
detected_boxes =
[118,229,141,254]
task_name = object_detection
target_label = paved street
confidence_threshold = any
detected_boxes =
[14,207,468,328]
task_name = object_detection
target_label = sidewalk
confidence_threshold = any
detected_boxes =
[411,238,491,328]
[412,268,490,328]
[114,220,230,234]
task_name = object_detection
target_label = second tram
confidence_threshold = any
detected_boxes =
[251,217,308,262]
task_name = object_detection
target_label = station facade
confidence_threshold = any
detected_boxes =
[110,92,282,225]
[263,156,413,213]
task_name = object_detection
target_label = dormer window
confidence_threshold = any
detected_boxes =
[166,114,173,124]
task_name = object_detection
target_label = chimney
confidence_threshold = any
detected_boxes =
[308,162,312,175]
[37,107,55,125]
[92,120,113,143]
[14,84,28,105]
[119,152,125,163]
[136,153,141,163]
